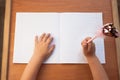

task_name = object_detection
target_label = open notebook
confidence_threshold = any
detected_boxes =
[13,12,105,64]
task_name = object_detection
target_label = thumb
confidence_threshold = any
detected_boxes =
[48,45,55,54]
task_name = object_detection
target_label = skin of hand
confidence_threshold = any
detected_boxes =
[20,33,55,80]
[33,33,55,61]
[81,37,96,57]
[81,37,109,80]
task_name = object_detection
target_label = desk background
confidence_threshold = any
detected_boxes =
[8,0,119,80]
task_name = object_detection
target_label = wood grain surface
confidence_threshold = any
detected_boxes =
[7,0,119,80]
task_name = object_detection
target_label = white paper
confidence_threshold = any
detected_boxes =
[13,12,105,64]
[14,13,60,63]
[60,13,104,63]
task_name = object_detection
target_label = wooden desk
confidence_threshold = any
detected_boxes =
[1,0,120,80]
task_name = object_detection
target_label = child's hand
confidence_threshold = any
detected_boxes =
[81,37,95,58]
[33,33,55,61]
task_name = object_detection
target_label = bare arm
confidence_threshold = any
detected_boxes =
[20,33,55,80]
[81,37,109,80]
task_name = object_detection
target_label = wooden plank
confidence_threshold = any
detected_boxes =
[1,0,119,80]
[111,0,120,79]
[8,0,119,80]
[1,0,11,80]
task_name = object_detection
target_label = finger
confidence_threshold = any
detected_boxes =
[81,40,87,48]
[81,37,91,44]
[92,43,95,49]
[39,33,45,41]
[85,37,92,41]
[48,45,55,54]
[35,36,38,46]
[88,42,93,51]
[81,37,90,48]
[46,37,53,44]
[42,33,50,42]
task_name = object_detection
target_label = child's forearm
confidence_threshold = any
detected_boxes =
[20,54,43,80]
[21,34,54,80]
[87,56,109,80]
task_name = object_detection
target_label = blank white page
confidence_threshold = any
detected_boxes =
[60,13,105,63]
[13,12,105,64]
[13,13,60,63]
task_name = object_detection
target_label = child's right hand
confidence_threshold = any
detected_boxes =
[81,37,96,58]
